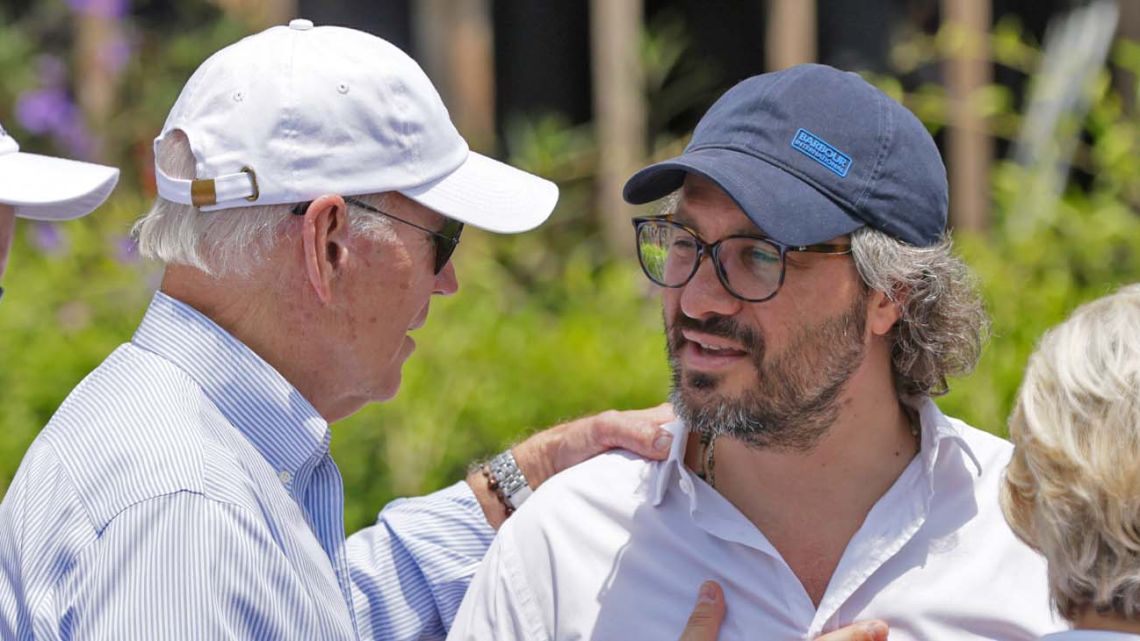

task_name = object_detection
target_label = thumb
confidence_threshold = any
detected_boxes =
[678,581,726,641]
[817,620,890,641]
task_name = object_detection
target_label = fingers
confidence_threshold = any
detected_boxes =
[816,620,889,641]
[511,404,678,491]
[678,581,725,641]
[591,403,676,461]
[674,582,886,641]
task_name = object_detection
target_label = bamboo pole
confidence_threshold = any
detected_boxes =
[766,0,817,70]
[413,0,496,153]
[942,0,992,233]
[210,0,295,30]
[591,0,645,257]
[1117,0,1140,115]
[74,5,125,159]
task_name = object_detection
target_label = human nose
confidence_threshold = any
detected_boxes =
[678,251,742,320]
[434,260,459,296]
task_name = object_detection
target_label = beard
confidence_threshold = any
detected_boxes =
[667,290,869,452]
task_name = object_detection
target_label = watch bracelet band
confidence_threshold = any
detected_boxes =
[482,449,533,515]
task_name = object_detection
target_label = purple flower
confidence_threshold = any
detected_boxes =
[36,55,68,89]
[15,89,96,159]
[113,235,139,264]
[32,223,68,256]
[15,88,75,136]
[98,36,132,75]
[67,0,128,19]
[55,118,96,160]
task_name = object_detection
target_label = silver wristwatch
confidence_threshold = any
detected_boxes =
[488,449,533,511]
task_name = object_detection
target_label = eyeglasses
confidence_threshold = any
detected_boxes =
[631,215,851,302]
[292,197,464,275]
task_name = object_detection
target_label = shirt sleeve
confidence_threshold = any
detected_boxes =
[446,519,550,641]
[62,491,342,640]
[346,480,496,641]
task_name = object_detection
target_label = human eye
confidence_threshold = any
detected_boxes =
[742,242,779,268]
[672,237,697,249]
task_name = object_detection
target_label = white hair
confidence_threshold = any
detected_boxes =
[1001,284,1140,621]
[132,130,394,277]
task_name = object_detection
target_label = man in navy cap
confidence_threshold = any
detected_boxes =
[449,64,1060,640]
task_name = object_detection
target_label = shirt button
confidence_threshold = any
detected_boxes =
[279,469,293,484]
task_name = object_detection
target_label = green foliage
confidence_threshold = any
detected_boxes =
[2,11,1140,535]
[0,195,157,495]
[905,22,1140,435]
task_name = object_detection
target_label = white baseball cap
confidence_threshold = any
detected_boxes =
[154,19,558,234]
[0,120,120,221]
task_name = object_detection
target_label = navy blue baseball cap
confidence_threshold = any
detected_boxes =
[623,64,947,247]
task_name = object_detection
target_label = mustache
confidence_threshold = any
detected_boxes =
[667,313,763,354]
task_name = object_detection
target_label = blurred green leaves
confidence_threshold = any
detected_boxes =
[1,9,1140,534]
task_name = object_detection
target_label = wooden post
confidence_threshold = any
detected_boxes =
[210,0,295,29]
[766,0,817,71]
[942,0,992,234]
[1116,0,1140,115]
[413,0,496,153]
[591,0,645,257]
[74,5,127,159]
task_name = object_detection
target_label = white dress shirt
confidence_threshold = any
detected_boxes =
[1042,633,1140,640]
[449,399,1061,641]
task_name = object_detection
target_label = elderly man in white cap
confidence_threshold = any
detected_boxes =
[0,121,119,299]
[0,21,698,641]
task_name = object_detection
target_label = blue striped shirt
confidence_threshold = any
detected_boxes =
[0,292,494,639]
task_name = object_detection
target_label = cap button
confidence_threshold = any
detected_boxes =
[289,18,314,31]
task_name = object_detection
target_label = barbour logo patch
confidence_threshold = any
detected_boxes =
[791,128,852,178]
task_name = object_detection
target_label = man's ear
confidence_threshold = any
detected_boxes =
[301,195,349,304]
[867,287,903,337]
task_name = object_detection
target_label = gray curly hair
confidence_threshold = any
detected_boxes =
[850,227,989,397]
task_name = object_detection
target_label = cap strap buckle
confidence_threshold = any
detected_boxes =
[190,178,216,207]
[157,166,259,208]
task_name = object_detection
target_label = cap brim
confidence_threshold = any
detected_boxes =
[623,147,862,246]
[400,151,558,234]
[0,152,120,221]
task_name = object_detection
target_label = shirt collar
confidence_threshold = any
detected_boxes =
[131,291,331,486]
[908,395,983,479]
[650,420,690,506]
[650,396,984,508]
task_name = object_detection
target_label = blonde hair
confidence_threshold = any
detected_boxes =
[133,130,393,277]
[1001,284,1140,621]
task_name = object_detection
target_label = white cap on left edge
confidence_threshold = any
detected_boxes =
[0,120,120,221]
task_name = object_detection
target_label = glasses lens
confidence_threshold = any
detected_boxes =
[717,237,782,301]
[432,221,464,274]
[637,221,699,287]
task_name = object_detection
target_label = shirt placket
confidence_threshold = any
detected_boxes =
[808,456,929,637]
[297,451,358,637]
[685,468,819,630]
